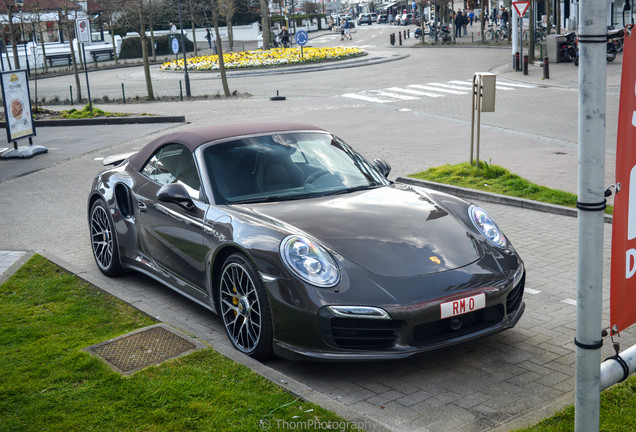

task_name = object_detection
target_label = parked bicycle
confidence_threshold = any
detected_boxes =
[484,24,508,43]
[523,22,549,43]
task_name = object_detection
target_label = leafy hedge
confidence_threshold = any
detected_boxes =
[119,34,195,59]
[271,14,327,30]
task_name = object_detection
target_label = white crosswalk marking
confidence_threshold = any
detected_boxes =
[372,90,420,100]
[342,93,393,103]
[448,79,515,91]
[407,84,467,95]
[386,87,444,98]
[427,82,473,91]
[341,80,537,104]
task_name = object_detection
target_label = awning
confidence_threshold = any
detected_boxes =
[380,2,398,10]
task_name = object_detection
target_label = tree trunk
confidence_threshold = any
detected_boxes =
[6,7,20,69]
[139,5,154,100]
[109,15,119,65]
[64,19,83,102]
[227,19,233,50]
[211,0,230,96]
[259,0,270,50]
[189,6,198,57]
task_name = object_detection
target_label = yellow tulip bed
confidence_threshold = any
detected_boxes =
[160,47,365,71]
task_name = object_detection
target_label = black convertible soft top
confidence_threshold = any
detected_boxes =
[128,122,326,171]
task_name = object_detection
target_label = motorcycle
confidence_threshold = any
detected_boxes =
[574,28,623,65]
[560,31,578,63]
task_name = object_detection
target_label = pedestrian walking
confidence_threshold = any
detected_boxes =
[205,28,212,49]
[169,21,177,33]
[500,7,509,28]
[343,19,352,40]
[490,8,497,25]
[468,10,474,26]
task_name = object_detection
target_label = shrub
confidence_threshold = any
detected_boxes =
[119,35,195,59]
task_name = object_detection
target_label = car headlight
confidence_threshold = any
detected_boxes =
[469,205,507,249]
[280,235,340,287]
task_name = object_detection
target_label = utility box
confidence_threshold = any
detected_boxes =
[547,34,566,62]
[474,72,496,112]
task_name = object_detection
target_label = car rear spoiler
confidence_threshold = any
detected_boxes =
[102,152,136,166]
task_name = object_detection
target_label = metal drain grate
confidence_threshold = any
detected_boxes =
[85,324,205,375]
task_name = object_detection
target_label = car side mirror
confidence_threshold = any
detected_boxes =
[157,183,195,211]
[374,158,392,178]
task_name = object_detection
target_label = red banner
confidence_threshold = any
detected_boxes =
[611,27,636,334]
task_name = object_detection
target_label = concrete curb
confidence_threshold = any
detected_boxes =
[0,115,186,128]
[396,176,613,224]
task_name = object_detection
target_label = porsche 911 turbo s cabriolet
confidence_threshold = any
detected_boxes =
[88,122,525,361]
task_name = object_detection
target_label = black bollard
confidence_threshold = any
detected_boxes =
[543,57,550,79]
[399,31,402,45]
[515,52,520,71]
[390,33,395,45]
[408,29,410,38]
[523,55,528,75]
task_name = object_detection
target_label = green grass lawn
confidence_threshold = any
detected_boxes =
[409,161,613,215]
[0,255,351,432]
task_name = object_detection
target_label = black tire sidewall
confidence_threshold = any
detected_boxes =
[90,199,123,276]
[219,253,273,360]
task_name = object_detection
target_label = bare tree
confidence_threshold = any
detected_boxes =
[97,0,126,65]
[218,0,236,50]
[57,0,83,102]
[135,0,154,99]
[259,0,270,49]
[1,0,21,69]
[209,0,229,95]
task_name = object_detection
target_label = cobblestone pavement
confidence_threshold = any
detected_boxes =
[0,37,629,432]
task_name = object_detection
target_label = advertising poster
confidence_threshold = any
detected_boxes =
[1,70,35,142]
[611,28,636,334]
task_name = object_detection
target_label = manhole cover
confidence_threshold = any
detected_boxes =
[85,324,205,375]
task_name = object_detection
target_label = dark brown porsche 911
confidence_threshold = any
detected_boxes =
[88,122,525,361]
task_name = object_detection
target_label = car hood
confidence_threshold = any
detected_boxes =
[248,185,482,277]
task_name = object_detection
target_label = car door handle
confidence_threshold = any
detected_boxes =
[137,201,148,212]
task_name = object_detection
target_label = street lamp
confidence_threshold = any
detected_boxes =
[177,0,191,97]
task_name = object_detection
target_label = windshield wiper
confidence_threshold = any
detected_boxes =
[227,195,301,204]
[327,184,383,196]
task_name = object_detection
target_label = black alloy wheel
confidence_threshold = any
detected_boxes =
[219,253,273,360]
[90,199,123,276]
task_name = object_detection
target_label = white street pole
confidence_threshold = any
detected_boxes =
[574,0,608,430]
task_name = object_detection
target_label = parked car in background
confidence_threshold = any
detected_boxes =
[371,13,378,22]
[401,13,413,25]
[378,14,388,23]
[358,13,372,25]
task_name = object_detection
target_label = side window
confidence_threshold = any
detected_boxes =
[140,143,201,199]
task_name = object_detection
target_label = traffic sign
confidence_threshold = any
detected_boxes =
[75,18,91,44]
[171,36,180,54]
[295,30,308,46]
[512,1,530,17]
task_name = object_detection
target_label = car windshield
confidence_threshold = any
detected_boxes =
[203,132,389,204]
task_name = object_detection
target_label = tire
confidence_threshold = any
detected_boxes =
[89,199,124,276]
[607,51,616,62]
[562,49,571,62]
[218,253,273,360]
[484,30,493,43]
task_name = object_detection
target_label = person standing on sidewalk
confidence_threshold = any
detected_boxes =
[463,9,468,36]
[454,11,463,38]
